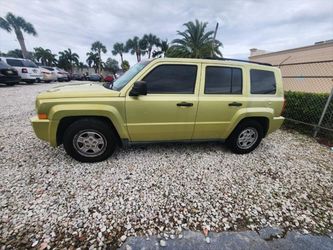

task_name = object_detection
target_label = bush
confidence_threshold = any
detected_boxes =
[283,91,333,140]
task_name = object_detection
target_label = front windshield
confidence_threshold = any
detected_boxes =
[112,60,150,91]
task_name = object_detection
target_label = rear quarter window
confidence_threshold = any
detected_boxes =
[5,59,24,67]
[250,69,276,94]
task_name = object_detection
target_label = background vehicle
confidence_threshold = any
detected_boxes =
[70,73,84,80]
[0,57,42,84]
[0,60,21,86]
[103,75,114,82]
[39,66,57,83]
[51,67,68,82]
[31,58,285,162]
[88,74,102,81]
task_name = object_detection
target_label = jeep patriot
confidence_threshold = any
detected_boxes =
[31,58,285,162]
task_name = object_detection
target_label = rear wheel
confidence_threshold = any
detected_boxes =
[63,119,117,162]
[6,82,16,86]
[25,80,35,84]
[227,120,263,154]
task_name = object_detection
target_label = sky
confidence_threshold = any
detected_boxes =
[0,0,332,66]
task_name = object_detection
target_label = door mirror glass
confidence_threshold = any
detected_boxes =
[129,81,147,96]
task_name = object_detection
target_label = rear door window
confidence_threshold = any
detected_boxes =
[6,59,24,67]
[250,69,276,94]
[23,60,38,68]
[205,66,242,94]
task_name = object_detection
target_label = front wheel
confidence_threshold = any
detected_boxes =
[63,119,117,162]
[227,120,263,154]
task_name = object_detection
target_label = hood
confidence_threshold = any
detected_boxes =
[38,83,120,99]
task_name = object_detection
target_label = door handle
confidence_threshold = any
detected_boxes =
[177,102,193,107]
[228,102,242,107]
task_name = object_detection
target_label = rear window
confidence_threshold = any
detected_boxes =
[6,59,24,67]
[205,66,242,94]
[250,69,276,94]
[23,60,38,68]
[43,66,54,71]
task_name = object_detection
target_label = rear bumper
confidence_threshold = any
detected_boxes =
[267,116,284,134]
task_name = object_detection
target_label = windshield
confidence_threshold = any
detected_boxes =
[112,60,150,91]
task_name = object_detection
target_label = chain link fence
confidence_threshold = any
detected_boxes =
[275,60,333,142]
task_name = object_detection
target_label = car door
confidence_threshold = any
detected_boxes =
[192,63,247,139]
[125,63,200,141]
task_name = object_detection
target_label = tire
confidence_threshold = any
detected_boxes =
[63,118,117,162]
[227,120,263,154]
[25,80,35,84]
[6,82,16,86]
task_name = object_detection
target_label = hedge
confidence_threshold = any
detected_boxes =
[283,91,333,139]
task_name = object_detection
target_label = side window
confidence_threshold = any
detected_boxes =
[250,69,276,94]
[5,59,24,67]
[205,66,242,94]
[143,64,197,94]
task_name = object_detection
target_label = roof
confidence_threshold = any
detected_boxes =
[151,57,276,69]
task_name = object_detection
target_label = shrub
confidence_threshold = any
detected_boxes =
[283,91,333,140]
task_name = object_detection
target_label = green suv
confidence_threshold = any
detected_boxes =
[31,58,284,162]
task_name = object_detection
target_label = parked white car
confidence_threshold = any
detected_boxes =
[39,66,57,83]
[0,57,42,84]
[52,67,69,82]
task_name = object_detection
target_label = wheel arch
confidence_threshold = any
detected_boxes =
[56,116,122,146]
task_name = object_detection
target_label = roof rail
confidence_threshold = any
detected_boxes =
[205,57,272,66]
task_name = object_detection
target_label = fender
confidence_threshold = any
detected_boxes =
[223,107,274,138]
[47,104,128,146]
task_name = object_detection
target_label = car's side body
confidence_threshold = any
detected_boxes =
[31,58,284,161]
[0,57,42,83]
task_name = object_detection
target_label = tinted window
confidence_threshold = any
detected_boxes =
[23,60,38,68]
[143,65,197,94]
[6,59,24,67]
[250,69,276,94]
[205,66,242,94]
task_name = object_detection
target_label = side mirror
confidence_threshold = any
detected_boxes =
[129,81,147,96]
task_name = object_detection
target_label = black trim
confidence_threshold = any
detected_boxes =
[205,57,272,66]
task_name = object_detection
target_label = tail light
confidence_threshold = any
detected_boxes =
[281,98,286,116]
[22,68,28,73]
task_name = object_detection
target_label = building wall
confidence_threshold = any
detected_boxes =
[249,41,333,93]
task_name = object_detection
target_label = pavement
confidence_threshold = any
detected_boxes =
[119,229,333,250]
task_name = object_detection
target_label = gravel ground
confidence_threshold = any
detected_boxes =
[0,82,332,249]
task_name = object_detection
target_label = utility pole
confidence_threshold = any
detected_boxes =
[211,22,219,58]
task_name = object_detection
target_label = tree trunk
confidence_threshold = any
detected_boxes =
[120,53,123,64]
[15,29,28,59]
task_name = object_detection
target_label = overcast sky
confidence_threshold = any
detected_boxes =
[0,0,332,66]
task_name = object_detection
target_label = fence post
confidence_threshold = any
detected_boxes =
[313,87,333,137]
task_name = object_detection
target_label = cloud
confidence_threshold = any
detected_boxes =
[0,0,332,66]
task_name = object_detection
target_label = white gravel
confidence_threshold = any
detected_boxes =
[0,82,332,249]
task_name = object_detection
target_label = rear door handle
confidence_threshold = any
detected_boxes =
[228,102,242,107]
[177,102,193,107]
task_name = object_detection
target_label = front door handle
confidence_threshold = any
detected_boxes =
[177,102,193,107]
[228,102,242,107]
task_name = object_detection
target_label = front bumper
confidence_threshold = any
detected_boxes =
[31,116,50,142]
[267,116,285,134]
[0,75,21,83]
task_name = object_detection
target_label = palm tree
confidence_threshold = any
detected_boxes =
[121,60,130,72]
[125,36,147,62]
[167,20,222,58]
[34,47,57,66]
[0,12,37,59]
[152,39,169,58]
[91,41,107,73]
[58,48,79,72]
[105,58,120,75]
[77,62,86,72]
[143,33,160,59]
[5,49,24,58]
[86,52,100,73]
[112,43,127,64]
